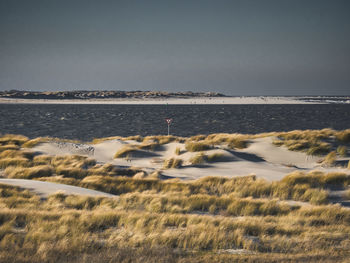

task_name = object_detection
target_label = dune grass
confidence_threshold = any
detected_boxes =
[337,146,347,157]
[0,178,349,262]
[273,138,331,155]
[207,153,225,162]
[336,129,350,143]
[322,151,337,166]
[5,165,54,179]
[114,145,138,158]
[185,141,212,152]
[163,158,183,169]
[1,131,350,262]
[189,153,207,165]
[175,147,181,155]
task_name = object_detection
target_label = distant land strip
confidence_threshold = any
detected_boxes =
[0,90,225,100]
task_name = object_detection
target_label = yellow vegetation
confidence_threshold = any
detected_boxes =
[163,158,183,169]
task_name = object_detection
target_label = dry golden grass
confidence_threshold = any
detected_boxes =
[114,145,138,158]
[323,151,337,166]
[207,153,225,162]
[336,129,350,143]
[163,158,183,169]
[22,137,47,148]
[5,165,54,179]
[90,136,123,144]
[122,135,144,142]
[0,134,29,145]
[273,137,331,156]
[0,144,19,152]
[1,130,350,262]
[189,153,207,165]
[337,146,347,157]
[185,141,212,152]
[175,147,181,155]
[0,158,32,169]
[0,181,349,263]
[137,141,160,151]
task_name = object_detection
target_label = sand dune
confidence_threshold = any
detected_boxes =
[32,136,350,181]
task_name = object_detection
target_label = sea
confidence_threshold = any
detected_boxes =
[0,103,349,141]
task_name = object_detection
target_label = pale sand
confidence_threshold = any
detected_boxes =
[0,178,116,198]
[32,136,350,182]
[0,96,322,105]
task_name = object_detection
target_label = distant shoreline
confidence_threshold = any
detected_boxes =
[0,96,326,104]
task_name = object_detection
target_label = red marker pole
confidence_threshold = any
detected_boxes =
[165,118,173,136]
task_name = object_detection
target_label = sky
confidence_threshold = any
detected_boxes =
[0,0,349,96]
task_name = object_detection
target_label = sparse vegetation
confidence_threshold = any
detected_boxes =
[336,129,350,143]
[323,151,337,166]
[175,147,181,155]
[0,176,350,262]
[163,158,183,169]
[1,131,350,262]
[207,153,225,162]
[114,145,138,158]
[137,141,160,151]
[189,153,207,165]
[337,146,347,157]
[185,141,212,152]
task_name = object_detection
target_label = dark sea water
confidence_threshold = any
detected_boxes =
[0,104,349,141]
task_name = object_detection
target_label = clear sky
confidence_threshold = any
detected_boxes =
[0,0,349,95]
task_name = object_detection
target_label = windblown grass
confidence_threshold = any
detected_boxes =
[90,136,122,144]
[5,165,54,179]
[189,153,207,165]
[273,137,331,156]
[175,147,181,155]
[322,151,337,166]
[207,153,225,162]
[0,158,32,169]
[0,180,349,262]
[336,129,350,143]
[163,158,183,169]
[0,134,29,146]
[114,145,138,158]
[337,146,347,157]
[185,141,212,152]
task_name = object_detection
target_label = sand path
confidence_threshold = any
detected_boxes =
[0,178,116,198]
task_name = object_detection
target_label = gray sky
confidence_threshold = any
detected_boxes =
[1,0,349,95]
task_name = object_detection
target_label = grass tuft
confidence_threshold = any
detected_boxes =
[185,141,212,152]
[163,158,183,169]
[114,146,138,158]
